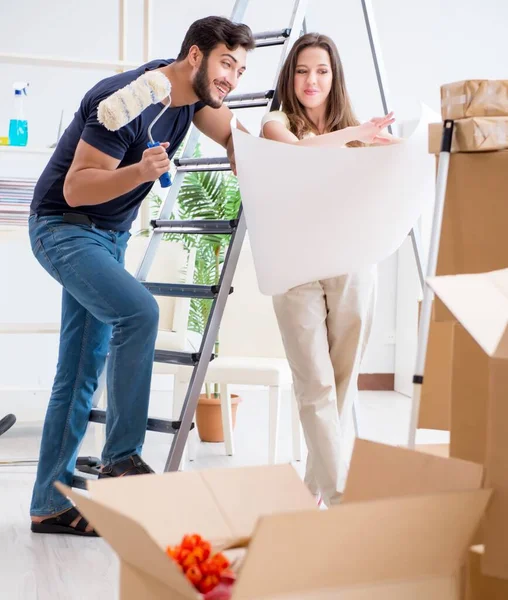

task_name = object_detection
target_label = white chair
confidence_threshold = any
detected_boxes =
[174,238,302,464]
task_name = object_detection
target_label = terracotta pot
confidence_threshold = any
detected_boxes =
[196,393,241,443]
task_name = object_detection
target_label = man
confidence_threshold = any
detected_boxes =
[29,16,255,536]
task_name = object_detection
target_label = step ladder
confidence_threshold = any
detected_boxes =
[71,0,310,489]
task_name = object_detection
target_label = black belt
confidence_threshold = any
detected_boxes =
[62,213,100,227]
[32,211,115,232]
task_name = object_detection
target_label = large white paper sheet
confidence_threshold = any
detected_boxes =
[232,105,437,296]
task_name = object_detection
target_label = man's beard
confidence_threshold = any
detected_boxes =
[192,57,224,109]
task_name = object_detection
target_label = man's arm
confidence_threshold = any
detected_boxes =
[63,140,170,207]
[192,104,249,175]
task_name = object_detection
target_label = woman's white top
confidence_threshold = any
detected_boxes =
[260,110,316,139]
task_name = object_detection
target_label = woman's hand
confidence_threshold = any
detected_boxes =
[353,112,396,144]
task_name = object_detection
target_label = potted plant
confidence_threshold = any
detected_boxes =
[151,144,242,442]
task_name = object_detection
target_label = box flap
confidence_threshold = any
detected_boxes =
[58,464,315,555]
[342,439,483,502]
[483,359,508,579]
[416,443,450,458]
[232,490,491,599]
[200,463,317,539]
[427,270,508,358]
[84,471,235,547]
[120,562,194,600]
[234,577,456,600]
[56,483,198,600]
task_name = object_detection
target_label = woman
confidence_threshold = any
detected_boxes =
[261,33,397,507]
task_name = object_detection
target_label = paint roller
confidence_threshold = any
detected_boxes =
[97,70,173,187]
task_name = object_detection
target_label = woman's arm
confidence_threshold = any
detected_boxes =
[262,112,396,147]
[262,121,357,146]
[369,131,402,146]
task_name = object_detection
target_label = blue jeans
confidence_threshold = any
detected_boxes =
[28,215,159,516]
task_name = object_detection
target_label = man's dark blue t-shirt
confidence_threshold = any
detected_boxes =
[31,59,204,231]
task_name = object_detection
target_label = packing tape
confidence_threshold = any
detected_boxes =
[472,120,508,144]
[441,93,467,108]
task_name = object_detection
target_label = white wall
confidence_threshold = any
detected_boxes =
[1,0,507,408]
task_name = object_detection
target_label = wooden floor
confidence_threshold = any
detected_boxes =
[0,388,447,600]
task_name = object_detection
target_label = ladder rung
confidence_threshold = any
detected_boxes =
[225,90,274,109]
[153,350,214,367]
[174,157,231,172]
[88,408,194,434]
[151,219,238,235]
[254,28,291,47]
[143,282,232,299]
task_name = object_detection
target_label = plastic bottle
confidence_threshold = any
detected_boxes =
[8,82,29,146]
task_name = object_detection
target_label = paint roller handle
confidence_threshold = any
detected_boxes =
[147,141,172,188]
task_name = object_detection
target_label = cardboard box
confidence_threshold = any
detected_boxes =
[343,440,485,600]
[238,490,489,600]
[58,465,317,600]
[429,118,508,153]
[428,269,508,580]
[418,301,455,431]
[56,445,491,600]
[417,443,450,458]
[431,151,508,321]
[466,545,508,599]
[342,440,486,600]
[343,439,483,503]
[450,325,489,466]
[441,80,508,120]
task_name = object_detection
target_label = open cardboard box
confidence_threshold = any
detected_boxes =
[428,269,508,580]
[342,439,483,503]
[57,440,490,600]
[425,150,508,322]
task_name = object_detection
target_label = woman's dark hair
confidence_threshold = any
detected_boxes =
[177,16,255,60]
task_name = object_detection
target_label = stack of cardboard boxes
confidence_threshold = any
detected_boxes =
[421,79,508,598]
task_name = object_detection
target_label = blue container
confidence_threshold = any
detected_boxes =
[8,118,28,146]
[8,84,29,147]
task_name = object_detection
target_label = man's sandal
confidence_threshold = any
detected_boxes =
[31,507,99,537]
[99,454,155,478]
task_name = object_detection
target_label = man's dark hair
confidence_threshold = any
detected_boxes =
[177,16,255,60]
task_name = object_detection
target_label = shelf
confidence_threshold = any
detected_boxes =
[0,322,60,334]
[0,52,139,71]
[0,146,54,155]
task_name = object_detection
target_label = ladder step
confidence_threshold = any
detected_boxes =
[153,350,214,367]
[254,28,291,47]
[89,409,195,434]
[174,157,231,172]
[225,90,274,109]
[151,219,238,235]
[142,282,231,299]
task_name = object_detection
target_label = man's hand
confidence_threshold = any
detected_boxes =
[137,142,171,183]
